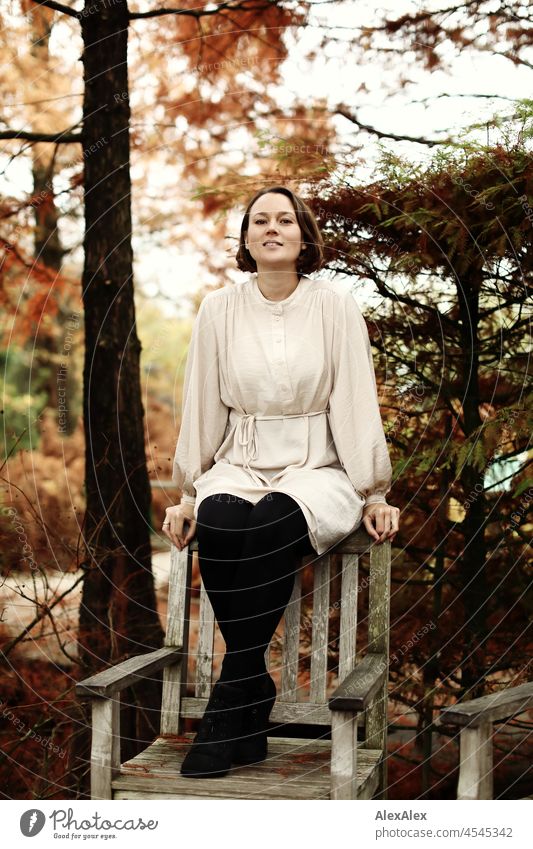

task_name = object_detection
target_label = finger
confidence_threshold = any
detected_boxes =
[363,515,379,541]
[386,510,400,541]
[168,521,184,550]
[380,513,392,543]
[371,508,387,544]
[183,520,197,545]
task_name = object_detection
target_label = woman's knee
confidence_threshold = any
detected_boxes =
[245,492,309,551]
[196,493,252,541]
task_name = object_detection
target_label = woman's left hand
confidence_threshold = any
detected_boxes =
[362,502,400,544]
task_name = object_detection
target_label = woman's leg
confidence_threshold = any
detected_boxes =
[196,493,254,644]
[218,491,312,690]
[181,494,255,778]
[184,490,312,775]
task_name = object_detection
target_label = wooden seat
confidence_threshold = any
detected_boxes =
[437,681,533,800]
[76,528,391,800]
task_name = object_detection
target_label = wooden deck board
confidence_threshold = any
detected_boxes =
[112,734,382,800]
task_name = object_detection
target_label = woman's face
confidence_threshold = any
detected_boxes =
[245,193,303,272]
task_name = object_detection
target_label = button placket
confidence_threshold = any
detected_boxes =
[271,307,292,398]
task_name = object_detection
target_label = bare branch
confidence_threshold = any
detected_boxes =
[29,0,80,19]
[129,1,274,21]
[2,573,85,658]
[335,106,451,147]
[0,130,81,143]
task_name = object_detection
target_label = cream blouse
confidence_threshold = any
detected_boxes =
[172,272,392,555]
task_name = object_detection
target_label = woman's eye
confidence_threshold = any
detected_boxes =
[253,218,294,224]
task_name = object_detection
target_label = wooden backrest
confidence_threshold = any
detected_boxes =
[160,529,391,733]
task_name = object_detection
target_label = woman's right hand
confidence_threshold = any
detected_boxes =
[162,502,197,550]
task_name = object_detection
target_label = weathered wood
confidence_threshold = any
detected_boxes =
[440,682,533,728]
[195,582,215,697]
[110,733,381,801]
[91,696,121,800]
[457,721,493,800]
[165,544,191,648]
[334,528,376,556]
[365,541,391,762]
[160,545,192,734]
[338,553,358,682]
[75,646,182,698]
[328,653,387,712]
[180,695,333,725]
[367,541,391,656]
[280,568,301,701]
[330,710,357,799]
[80,523,392,800]
[310,556,330,703]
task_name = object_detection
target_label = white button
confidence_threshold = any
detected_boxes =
[280,384,288,390]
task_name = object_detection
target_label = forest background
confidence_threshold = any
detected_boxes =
[0,0,531,800]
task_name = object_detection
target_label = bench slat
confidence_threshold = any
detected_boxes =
[195,583,215,697]
[310,557,331,703]
[280,569,301,701]
[339,553,358,682]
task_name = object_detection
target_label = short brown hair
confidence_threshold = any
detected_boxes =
[235,185,324,274]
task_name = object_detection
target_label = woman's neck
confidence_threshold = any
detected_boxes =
[255,268,301,301]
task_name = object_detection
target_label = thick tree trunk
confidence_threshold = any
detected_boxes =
[457,274,489,699]
[70,0,164,798]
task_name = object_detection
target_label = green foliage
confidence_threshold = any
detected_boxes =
[0,348,48,455]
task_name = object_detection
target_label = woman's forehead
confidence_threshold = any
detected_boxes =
[249,196,295,215]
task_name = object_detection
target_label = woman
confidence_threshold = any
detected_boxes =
[163,185,399,779]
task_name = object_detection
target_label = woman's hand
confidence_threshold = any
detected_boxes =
[162,502,197,550]
[362,502,400,545]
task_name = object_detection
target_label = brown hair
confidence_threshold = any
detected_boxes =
[235,185,324,274]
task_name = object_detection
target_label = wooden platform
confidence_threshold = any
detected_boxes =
[113,734,382,800]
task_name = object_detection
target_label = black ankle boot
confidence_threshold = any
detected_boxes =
[180,681,247,778]
[232,673,277,765]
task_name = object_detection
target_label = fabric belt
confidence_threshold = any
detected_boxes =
[235,408,329,486]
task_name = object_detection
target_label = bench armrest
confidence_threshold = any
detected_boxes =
[75,645,183,699]
[328,652,388,712]
[438,681,533,728]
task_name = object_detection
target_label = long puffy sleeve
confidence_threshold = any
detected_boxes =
[327,290,392,506]
[172,294,229,503]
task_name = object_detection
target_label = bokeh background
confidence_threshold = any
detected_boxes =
[0,0,531,800]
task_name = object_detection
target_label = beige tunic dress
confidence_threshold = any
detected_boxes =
[172,272,392,555]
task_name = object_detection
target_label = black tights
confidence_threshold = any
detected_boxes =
[196,492,315,690]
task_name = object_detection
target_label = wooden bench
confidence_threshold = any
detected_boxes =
[76,528,391,800]
[437,681,533,800]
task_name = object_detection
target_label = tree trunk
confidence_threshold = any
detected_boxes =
[28,4,67,417]
[457,274,489,699]
[417,412,452,793]
[71,0,164,798]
